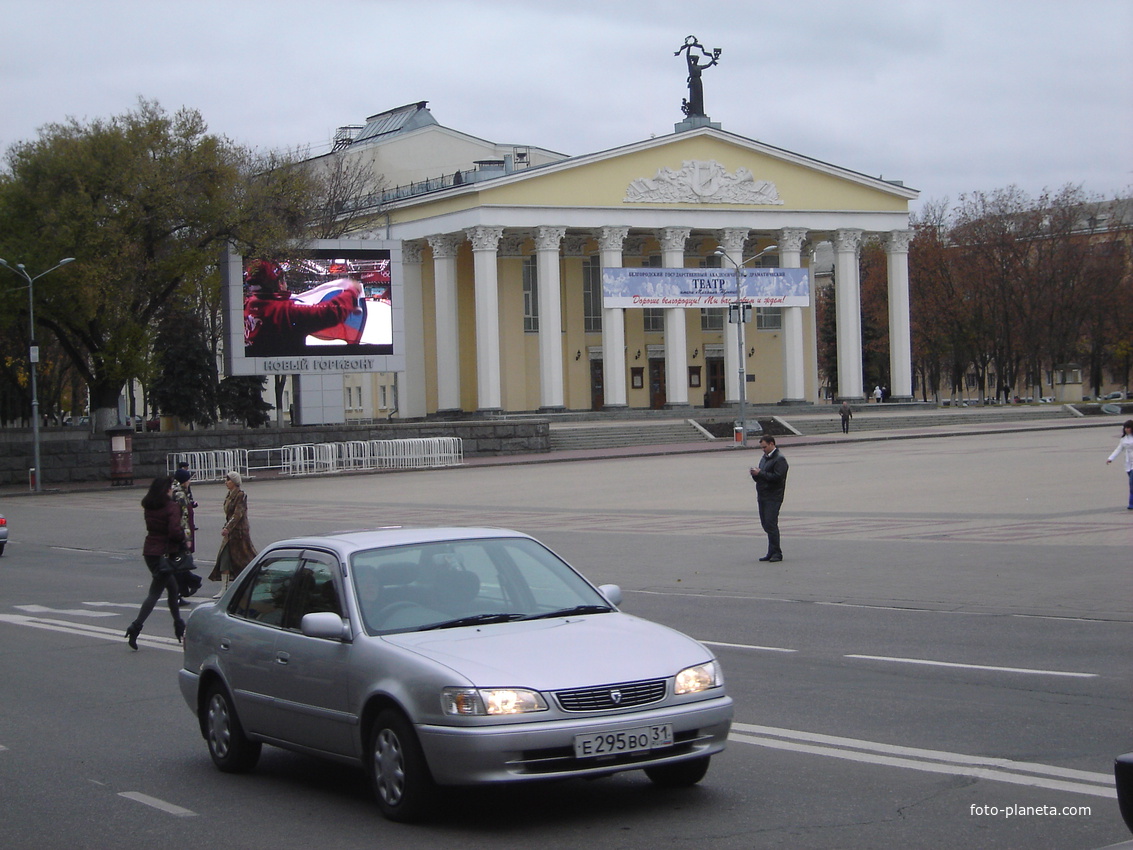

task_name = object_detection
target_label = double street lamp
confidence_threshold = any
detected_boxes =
[0,256,76,492]
[713,244,777,447]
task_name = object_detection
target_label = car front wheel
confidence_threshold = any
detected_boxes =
[368,709,436,822]
[204,683,261,773]
[644,754,711,787]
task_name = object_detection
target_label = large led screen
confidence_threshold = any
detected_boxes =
[224,239,405,376]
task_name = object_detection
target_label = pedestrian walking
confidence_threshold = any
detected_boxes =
[209,471,257,596]
[171,467,201,603]
[1105,419,1133,510]
[124,476,187,649]
[839,401,853,434]
[750,435,789,563]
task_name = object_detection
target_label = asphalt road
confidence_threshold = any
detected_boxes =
[0,426,1130,849]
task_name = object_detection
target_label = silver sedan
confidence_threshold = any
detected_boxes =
[179,527,732,821]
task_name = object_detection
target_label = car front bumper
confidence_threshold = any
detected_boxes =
[416,693,733,785]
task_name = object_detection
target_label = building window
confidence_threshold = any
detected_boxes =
[583,256,602,333]
[643,308,664,333]
[523,256,539,332]
[379,385,388,410]
[701,309,724,331]
[756,307,782,330]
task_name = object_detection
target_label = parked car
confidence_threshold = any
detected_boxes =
[1104,391,1128,401]
[179,527,733,821]
[0,513,7,556]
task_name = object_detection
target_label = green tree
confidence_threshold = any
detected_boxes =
[0,99,317,430]
[150,306,218,427]
[217,375,273,428]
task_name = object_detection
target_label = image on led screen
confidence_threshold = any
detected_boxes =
[242,251,392,358]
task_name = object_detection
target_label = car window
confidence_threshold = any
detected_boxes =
[283,556,342,630]
[230,555,303,627]
[350,538,608,634]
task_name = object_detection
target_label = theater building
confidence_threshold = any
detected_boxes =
[313,102,918,419]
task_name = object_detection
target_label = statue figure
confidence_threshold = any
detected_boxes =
[675,36,721,117]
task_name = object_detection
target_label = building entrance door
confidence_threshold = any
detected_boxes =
[590,359,604,410]
[705,358,725,408]
[649,359,667,409]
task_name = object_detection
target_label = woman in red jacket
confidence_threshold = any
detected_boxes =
[125,476,187,650]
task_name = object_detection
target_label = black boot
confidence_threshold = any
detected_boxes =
[125,623,141,651]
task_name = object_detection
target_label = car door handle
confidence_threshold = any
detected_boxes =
[276,652,290,665]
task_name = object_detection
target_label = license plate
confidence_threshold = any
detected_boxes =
[573,724,673,758]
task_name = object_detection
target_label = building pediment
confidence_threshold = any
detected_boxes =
[624,160,784,205]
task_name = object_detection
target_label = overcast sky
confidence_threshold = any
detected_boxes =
[2,0,1130,212]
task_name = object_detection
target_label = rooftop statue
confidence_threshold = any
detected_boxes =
[675,36,721,118]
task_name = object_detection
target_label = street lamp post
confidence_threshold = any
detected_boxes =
[0,256,75,492]
[714,244,777,447]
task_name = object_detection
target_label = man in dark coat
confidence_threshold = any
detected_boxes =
[750,435,789,563]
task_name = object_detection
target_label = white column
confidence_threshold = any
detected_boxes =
[599,226,630,408]
[399,241,427,418]
[718,227,748,405]
[886,229,914,400]
[660,227,691,407]
[466,225,505,412]
[428,233,463,412]
[535,226,566,409]
[833,228,865,401]
[778,227,808,403]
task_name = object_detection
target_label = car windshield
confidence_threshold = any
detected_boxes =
[349,537,614,635]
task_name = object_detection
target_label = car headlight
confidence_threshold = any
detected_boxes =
[442,687,548,716]
[674,661,722,695]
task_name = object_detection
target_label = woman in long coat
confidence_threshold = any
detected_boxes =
[209,471,257,595]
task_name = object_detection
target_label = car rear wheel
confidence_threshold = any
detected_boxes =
[644,755,711,787]
[368,709,436,822]
[204,683,261,773]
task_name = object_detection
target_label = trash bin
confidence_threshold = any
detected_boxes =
[734,423,744,443]
[107,426,134,486]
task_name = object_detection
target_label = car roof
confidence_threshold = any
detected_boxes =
[262,526,532,558]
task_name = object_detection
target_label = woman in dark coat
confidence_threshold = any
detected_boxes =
[125,476,187,650]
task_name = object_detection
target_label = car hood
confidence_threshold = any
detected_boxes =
[380,612,712,689]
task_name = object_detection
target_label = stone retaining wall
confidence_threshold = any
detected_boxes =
[0,419,550,487]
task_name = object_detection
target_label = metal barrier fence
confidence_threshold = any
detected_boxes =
[166,450,249,482]
[168,437,462,480]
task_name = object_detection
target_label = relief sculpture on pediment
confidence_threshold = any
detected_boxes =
[624,160,784,205]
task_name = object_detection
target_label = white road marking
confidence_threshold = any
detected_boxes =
[844,654,1098,678]
[0,615,182,652]
[730,723,1116,799]
[702,640,796,653]
[118,792,196,817]
[15,604,117,618]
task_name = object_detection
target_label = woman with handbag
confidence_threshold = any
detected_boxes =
[209,471,257,597]
[125,476,187,650]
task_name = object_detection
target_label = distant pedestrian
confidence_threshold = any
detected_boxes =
[171,467,200,604]
[750,435,789,563]
[839,401,853,434]
[873,386,883,404]
[209,471,257,596]
[125,477,186,649]
[1105,419,1133,510]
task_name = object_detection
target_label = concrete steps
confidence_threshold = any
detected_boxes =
[546,406,1076,450]
[549,420,711,451]
[779,406,1070,436]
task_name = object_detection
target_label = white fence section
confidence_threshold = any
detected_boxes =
[166,450,249,482]
[168,437,462,480]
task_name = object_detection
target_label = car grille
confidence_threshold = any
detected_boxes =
[554,678,667,712]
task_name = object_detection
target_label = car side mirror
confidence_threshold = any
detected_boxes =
[300,611,350,641]
[598,584,623,606]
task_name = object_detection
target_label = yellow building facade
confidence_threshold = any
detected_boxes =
[331,104,917,417]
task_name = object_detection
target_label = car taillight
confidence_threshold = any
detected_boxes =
[0,518,7,527]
